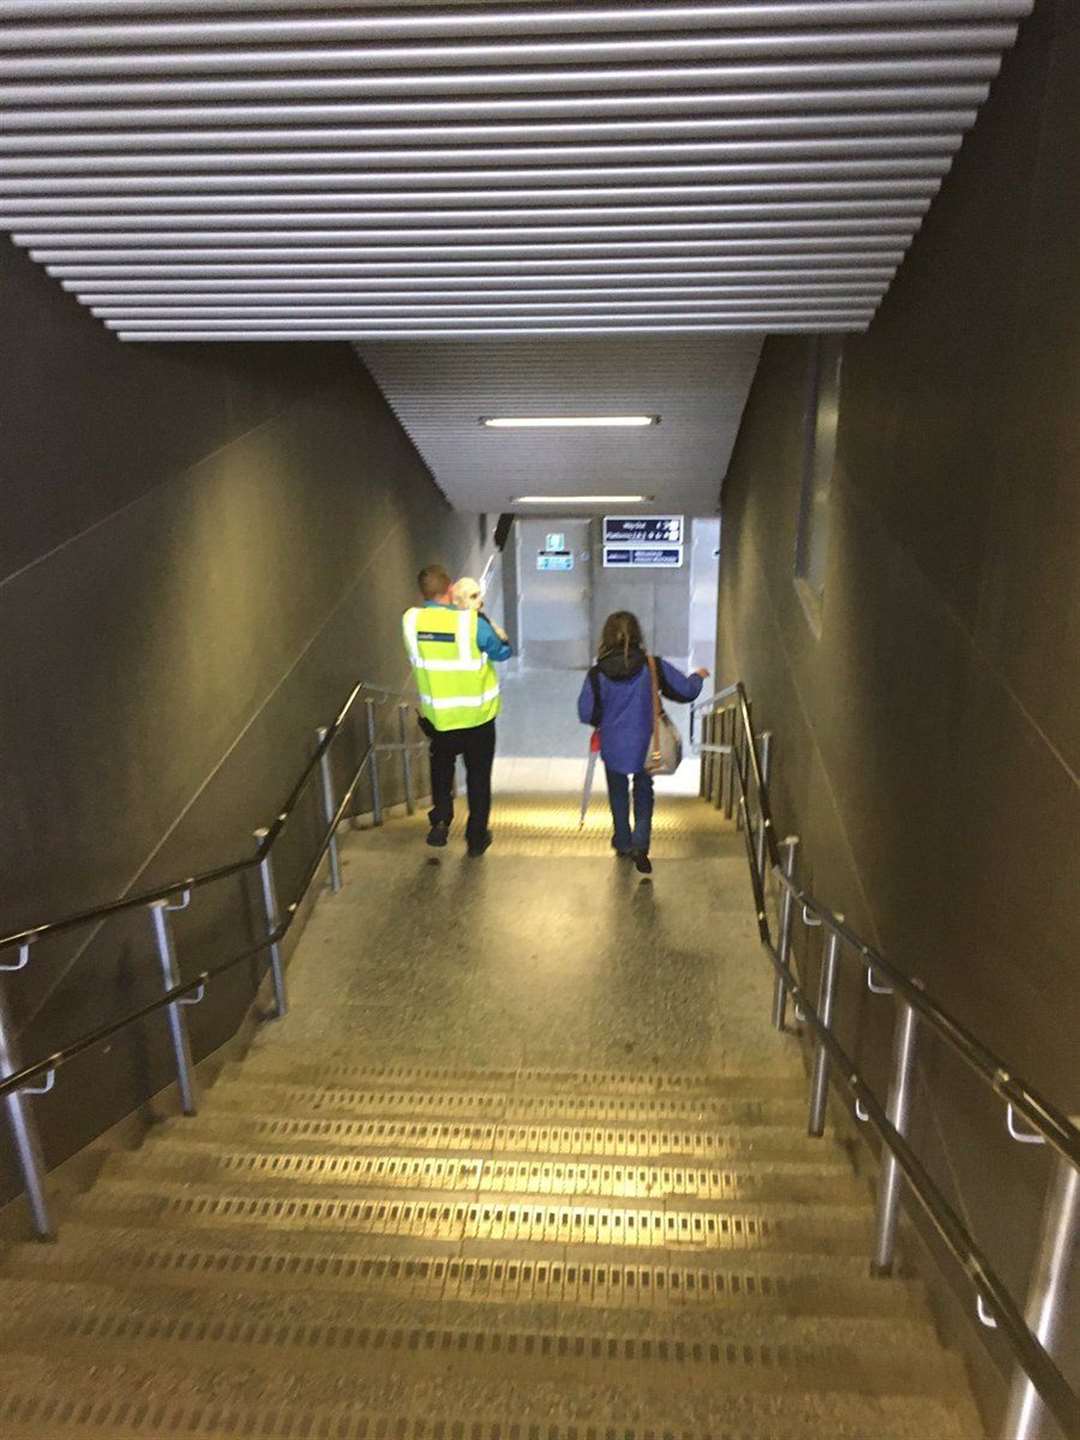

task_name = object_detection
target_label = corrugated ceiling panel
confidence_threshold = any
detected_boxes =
[358,334,763,513]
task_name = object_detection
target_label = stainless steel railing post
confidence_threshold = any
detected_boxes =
[399,705,416,816]
[315,726,342,894]
[710,711,723,810]
[148,899,199,1116]
[871,999,920,1275]
[365,697,384,826]
[808,925,844,1137]
[722,709,736,819]
[754,731,773,889]
[698,711,709,799]
[1000,1151,1080,1440]
[772,836,800,1031]
[253,829,287,1018]
[0,971,54,1239]
[734,704,748,830]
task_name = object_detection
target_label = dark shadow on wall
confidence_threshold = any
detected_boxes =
[0,237,484,1204]
[714,1,1079,1430]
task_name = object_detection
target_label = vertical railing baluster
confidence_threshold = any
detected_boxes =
[399,704,416,816]
[711,711,724,810]
[316,726,342,894]
[871,999,920,1275]
[148,899,199,1116]
[754,731,773,889]
[808,924,843,1137]
[698,710,709,799]
[737,699,754,835]
[365,697,384,827]
[1000,1151,1079,1440]
[772,836,800,1031]
[722,708,736,820]
[0,967,54,1240]
[253,829,287,1018]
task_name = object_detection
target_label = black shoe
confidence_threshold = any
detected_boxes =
[611,837,633,857]
[632,850,653,875]
[426,822,449,848]
[467,831,493,858]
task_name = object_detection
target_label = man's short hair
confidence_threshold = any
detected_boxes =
[418,564,452,599]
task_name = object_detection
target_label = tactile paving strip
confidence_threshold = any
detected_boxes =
[155,1150,835,1203]
[26,1238,805,1305]
[236,1062,776,1098]
[15,1238,814,1311]
[85,1190,810,1251]
[51,1307,819,1377]
[0,1391,926,1440]
[187,1115,822,1163]
[212,1086,802,1128]
[488,798,727,840]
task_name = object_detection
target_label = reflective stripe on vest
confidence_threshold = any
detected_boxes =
[403,606,501,731]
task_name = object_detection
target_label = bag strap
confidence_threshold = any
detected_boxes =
[646,653,662,760]
[587,666,603,727]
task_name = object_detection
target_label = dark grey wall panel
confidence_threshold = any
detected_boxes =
[0,236,480,1204]
[715,0,1079,1427]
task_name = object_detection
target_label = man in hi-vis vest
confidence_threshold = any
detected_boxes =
[403,565,512,856]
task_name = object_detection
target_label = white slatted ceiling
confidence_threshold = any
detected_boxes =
[0,0,1028,341]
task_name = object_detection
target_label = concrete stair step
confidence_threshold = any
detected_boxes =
[71,1175,874,1255]
[157,1107,847,1167]
[117,1138,863,1205]
[5,1220,925,1319]
[0,1277,959,1400]
[230,1054,808,1102]
[0,1349,980,1439]
[206,1075,812,1130]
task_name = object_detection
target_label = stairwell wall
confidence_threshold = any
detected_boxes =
[715,0,1079,1427]
[0,237,483,1207]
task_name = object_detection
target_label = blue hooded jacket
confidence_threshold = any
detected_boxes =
[577,647,703,776]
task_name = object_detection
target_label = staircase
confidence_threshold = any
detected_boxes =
[0,797,984,1438]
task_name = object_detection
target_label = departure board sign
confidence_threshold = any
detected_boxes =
[603,515,683,546]
[603,546,683,569]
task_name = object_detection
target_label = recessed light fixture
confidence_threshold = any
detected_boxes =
[481,415,659,429]
[513,495,653,504]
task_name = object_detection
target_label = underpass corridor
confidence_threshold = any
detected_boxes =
[0,795,984,1440]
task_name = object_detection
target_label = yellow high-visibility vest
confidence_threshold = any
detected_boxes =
[402,606,501,732]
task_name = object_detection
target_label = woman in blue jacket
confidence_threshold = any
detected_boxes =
[577,611,708,874]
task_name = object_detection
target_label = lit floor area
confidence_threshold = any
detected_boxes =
[257,793,795,1078]
[491,665,704,796]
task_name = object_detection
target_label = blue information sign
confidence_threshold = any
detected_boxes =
[603,514,683,546]
[603,546,683,569]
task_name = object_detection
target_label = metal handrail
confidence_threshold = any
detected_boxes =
[701,687,1080,1440]
[0,674,428,1239]
[0,679,413,955]
[693,684,1079,1170]
[0,931,285,1103]
[0,716,424,1107]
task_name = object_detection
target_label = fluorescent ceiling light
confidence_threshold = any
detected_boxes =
[514,495,652,504]
[483,415,657,429]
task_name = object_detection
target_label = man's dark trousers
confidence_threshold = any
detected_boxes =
[428,719,496,845]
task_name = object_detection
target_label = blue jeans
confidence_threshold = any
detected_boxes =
[606,767,654,854]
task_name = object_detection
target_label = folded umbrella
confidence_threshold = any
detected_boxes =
[579,729,602,829]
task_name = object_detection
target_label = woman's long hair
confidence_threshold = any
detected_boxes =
[599,610,644,663]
